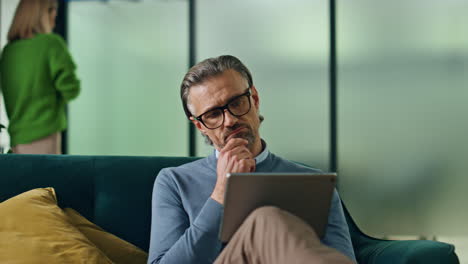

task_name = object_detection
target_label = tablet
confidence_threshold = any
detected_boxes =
[219,172,336,243]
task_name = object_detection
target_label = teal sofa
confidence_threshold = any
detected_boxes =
[0,154,459,264]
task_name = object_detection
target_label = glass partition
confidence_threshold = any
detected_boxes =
[196,0,330,169]
[68,1,188,156]
[338,0,468,236]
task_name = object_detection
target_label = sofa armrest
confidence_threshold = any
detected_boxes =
[356,239,459,264]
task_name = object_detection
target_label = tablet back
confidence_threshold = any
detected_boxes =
[219,173,336,243]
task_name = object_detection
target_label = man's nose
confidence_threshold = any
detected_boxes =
[223,109,238,127]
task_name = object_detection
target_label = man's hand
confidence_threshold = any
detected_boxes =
[211,138,256,205]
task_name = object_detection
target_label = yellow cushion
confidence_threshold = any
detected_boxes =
[0,188,112,264]
[63,208,148,264]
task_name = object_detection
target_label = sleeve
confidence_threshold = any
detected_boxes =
[148,169,224,264]
[321,189,357,262]
[48,34,81,102]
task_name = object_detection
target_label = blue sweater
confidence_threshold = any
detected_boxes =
[148,148,356,264]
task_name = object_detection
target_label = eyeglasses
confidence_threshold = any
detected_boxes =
[193,88,252,129]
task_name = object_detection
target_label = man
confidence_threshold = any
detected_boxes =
[148,55,355,264]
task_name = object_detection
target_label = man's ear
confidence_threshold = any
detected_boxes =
[251,85,260,109]
[190,117,205,133]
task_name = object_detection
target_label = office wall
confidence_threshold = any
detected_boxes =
[196,0,330,170]
[338,0,468,236]
[68,1,188,156]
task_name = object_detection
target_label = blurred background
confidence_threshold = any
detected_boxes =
[1,0,467,261]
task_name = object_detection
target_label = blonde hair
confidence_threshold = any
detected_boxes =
[7,0,58,42]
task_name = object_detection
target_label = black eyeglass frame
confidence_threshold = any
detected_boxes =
[193,88,252,130]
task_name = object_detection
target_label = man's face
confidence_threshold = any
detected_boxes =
[188,70,261,153]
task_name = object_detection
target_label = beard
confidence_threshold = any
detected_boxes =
[220,123,256,150]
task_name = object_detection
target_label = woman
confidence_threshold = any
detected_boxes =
[0,0,80,154]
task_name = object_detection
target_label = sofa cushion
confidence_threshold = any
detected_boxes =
[92,156,200,251]
[0,154,201,252]
[0,188,112,264]
[0,154,96,220]
[64,207,148,264]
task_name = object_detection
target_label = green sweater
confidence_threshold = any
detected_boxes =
[0,33,80,146]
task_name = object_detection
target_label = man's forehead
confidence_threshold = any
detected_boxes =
[197,70,247,91]
[188,70,248,114]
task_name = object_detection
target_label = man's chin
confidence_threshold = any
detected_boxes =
[226,132,255,147]
[226,132,246,142]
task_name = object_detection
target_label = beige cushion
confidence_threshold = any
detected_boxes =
[0,188,112,264]
[64,208,148,264]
